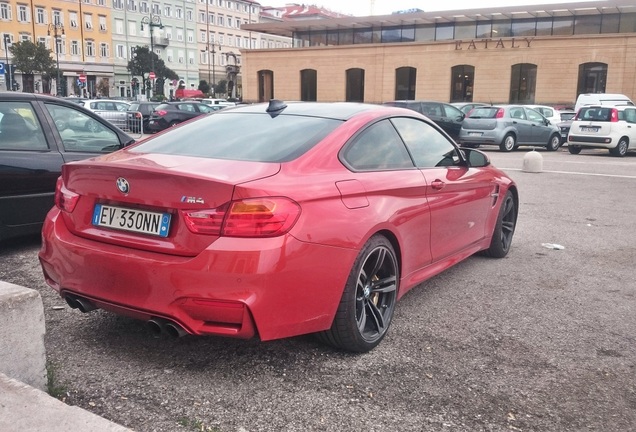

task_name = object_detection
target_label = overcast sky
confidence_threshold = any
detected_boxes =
[263,0,600,16]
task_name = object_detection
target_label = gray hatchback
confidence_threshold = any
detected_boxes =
[458,105,561,152]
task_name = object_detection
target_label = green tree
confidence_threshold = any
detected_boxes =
[127,45,178,95]
[216,79,227,97]
[9,41,57,92]
[198,80,210,95]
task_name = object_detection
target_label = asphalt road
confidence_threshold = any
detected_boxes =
[1,146,635,432]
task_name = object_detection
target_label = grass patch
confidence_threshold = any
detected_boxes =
[46,361,68,399]
[177,417,221,431]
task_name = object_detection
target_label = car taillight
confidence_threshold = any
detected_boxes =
[181,197,301,237]
[54,177,80,213]
[495,108,505,118]
[155,110,168,116]
[610,108,619,122]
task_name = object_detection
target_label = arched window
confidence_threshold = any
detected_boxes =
[258,70,274,103]
[395,67,417,100]
[300,69,317,101]
[509,63,537,104]
[346,68,365,102]
[450,65,475,102]
[577,62,607,95]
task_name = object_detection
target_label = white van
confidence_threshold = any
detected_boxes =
[574,93,633,113]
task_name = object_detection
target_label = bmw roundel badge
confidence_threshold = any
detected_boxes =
[116,177,130,194]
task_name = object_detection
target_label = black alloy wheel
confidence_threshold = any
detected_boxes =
[483,190,517,258]
[318,235,399,353]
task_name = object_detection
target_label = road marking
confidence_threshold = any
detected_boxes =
[500,167,636,179]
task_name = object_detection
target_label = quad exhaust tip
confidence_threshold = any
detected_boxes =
[146,318,188,338]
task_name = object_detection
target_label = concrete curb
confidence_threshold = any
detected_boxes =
[0,373,132,431]
[0,281,131,431]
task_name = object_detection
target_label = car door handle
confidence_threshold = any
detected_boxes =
[431,180,445,190]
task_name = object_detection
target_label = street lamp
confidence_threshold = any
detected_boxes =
[47,23,65,96]
[140,13,163,98]
[210,43,221,97]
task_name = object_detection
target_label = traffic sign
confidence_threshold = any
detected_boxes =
[0,62,4,74]
[79,74,87,82]
[149,72,156,80]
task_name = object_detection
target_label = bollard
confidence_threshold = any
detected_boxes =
[522,148,543,173]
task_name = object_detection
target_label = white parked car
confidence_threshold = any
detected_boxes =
[525,105,561,125]
[200,98,235,107]
[567,105,636,157]
[574,93,633,113]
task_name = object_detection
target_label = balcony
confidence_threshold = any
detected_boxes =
[152,36,169,47]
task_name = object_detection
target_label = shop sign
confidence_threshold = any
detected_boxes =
[455,37,534,50]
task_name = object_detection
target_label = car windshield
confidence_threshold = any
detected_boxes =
[133,112,342,162]
[467,107,500,118]
[578,107,613,121]
[560,112,576,121]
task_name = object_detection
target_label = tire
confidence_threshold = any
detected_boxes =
[482,190,517,258]
[500,133,516,152]
[317,235,399,353]
[546,134,561,151]
[568,145,582,155]
[609,138,628,157]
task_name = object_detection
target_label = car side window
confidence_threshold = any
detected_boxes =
[422,103,442,117]
[197,104,213,113]
[391,117,458,168]
[115,102,129,112]
[525,108,544,123]
[44,103,122,153]
[341,120,414,171]
[177,103,195,112]
[624,109,636,123]
[443,104,464,120]
[510,107,526,120]
[0,102,48,150]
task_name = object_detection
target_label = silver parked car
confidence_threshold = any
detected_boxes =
[458,105,562,152]
[78,99,131,131]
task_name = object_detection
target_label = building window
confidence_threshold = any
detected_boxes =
[52,10,62,25]
[128,0,137,12]
[187,10,193,21]
[0,3,12,21]
[113,0,123,9]
[152,3,160,14]
[577,62,607,95]
[176,7,182,18]
[100,43,108,57]
[450,65,474,102]
[86,40,95,57]
[346,68,365,103]
[116,44,125,58]
[509,63,537,104]
[36,7,46,24]
[71,40,80,55]
[70,12,78,28]
[140,1,148,13]
[164,5,171,17]
[300,69,317,102]
[199,11,205,22]
[84,14,93,29]
[18,5,28,22]
[37,36,47,47]
[395,67,417,101]
[99,16,107,31]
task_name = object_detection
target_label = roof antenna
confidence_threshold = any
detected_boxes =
[267,99,288,115]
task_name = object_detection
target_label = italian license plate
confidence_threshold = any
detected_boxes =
[581,126,598,132]
[92,204,171,237]
[468,132,482,136]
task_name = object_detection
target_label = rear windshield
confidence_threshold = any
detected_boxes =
[467,107,500,119]
[132,112,342,162]
[128,103,140,111]
[578,107,614,122]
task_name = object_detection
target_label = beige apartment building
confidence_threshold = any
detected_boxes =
[242,0,636,106]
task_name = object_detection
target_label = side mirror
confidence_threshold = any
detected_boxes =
[460,147,491,167]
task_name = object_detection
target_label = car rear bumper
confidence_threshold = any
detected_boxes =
[567,135,614,148]
[39,209,356,341]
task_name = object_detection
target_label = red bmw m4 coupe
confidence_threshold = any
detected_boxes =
[39,100,518,352]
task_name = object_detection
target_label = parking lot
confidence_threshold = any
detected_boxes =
[1,147,635,432]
